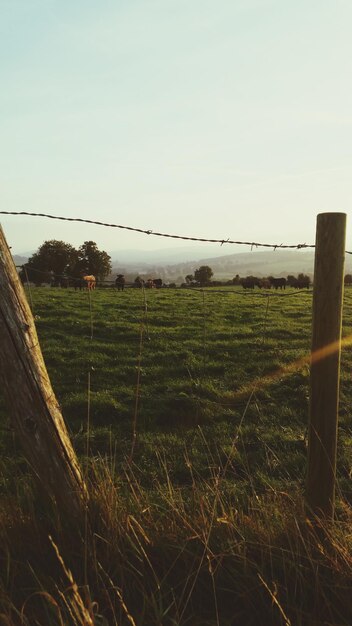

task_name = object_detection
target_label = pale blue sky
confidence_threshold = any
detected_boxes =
[1,0,351,255]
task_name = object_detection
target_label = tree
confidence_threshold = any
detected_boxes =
[185,274,194,284]
[194,265,213,286]
[77,241,112,281]
[22,240,78,285]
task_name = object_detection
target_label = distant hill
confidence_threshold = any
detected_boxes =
[111,248,352,283]
[108,245,235,264]
[190,250,317,279]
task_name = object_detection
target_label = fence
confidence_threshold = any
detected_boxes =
[0,212,348,522]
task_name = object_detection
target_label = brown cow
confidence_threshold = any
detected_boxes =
[83,275,96,290]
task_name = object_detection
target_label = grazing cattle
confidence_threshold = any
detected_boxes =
[115,274,125,291]
[241,278,255,289]
[134,277,144,288]
[83,275,96,290]
[240,277,260,289]
[295,278,310,289]
[72,278,85,290]
[287,275,310,289]
[269,277,287,290]
[258,278,271,289]
[286,275,297,288]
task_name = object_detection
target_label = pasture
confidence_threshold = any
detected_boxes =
[1,284,352,625]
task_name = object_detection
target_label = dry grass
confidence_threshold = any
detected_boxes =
[1,452,352,626]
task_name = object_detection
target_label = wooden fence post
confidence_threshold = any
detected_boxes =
[306,212,346,520]
[0,225,88,518]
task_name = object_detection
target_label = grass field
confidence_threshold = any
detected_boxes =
[1,285,352,625]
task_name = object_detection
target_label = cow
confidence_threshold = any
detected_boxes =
[295,277,310,289]
[269,277,287,290]
[115,274,125,291]
[241,278,255,289]
[72,278,85,291]
[83,275,96,290]
[258,278,271,289]
[287,275,310,289]
[240,277,260,289]
[134,277,144,288]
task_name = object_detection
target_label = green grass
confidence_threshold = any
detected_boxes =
[1,285,352,624]
[22,286,317,483]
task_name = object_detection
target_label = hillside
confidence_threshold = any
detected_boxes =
[111,249,339,283]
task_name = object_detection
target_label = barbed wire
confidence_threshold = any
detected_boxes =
[0,210,319,251]
[3,210,352,253]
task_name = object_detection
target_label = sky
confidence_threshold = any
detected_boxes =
[1,0,351,257]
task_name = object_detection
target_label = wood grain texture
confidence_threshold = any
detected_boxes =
[0,226,88,518]
[306,212,346,519]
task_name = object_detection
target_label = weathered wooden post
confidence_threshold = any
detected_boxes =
[306,212,346,520]
[0,225,88,518]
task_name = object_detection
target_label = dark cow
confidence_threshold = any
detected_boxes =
[294,278,310,289]
[241,278,255,289]
[287,275,310,289]
[134,277,144,288]
[286,275,298,288]
[269,277,287,290]
[115,274,125,291]
[240,277,260,289]
[73,277,85,291]
[258,278,271,289]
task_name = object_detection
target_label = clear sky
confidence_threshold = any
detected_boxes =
[1,0,351,256]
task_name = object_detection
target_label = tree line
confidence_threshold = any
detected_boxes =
[20,240,112,285]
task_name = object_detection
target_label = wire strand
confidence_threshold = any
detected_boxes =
[0,209,327,251]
